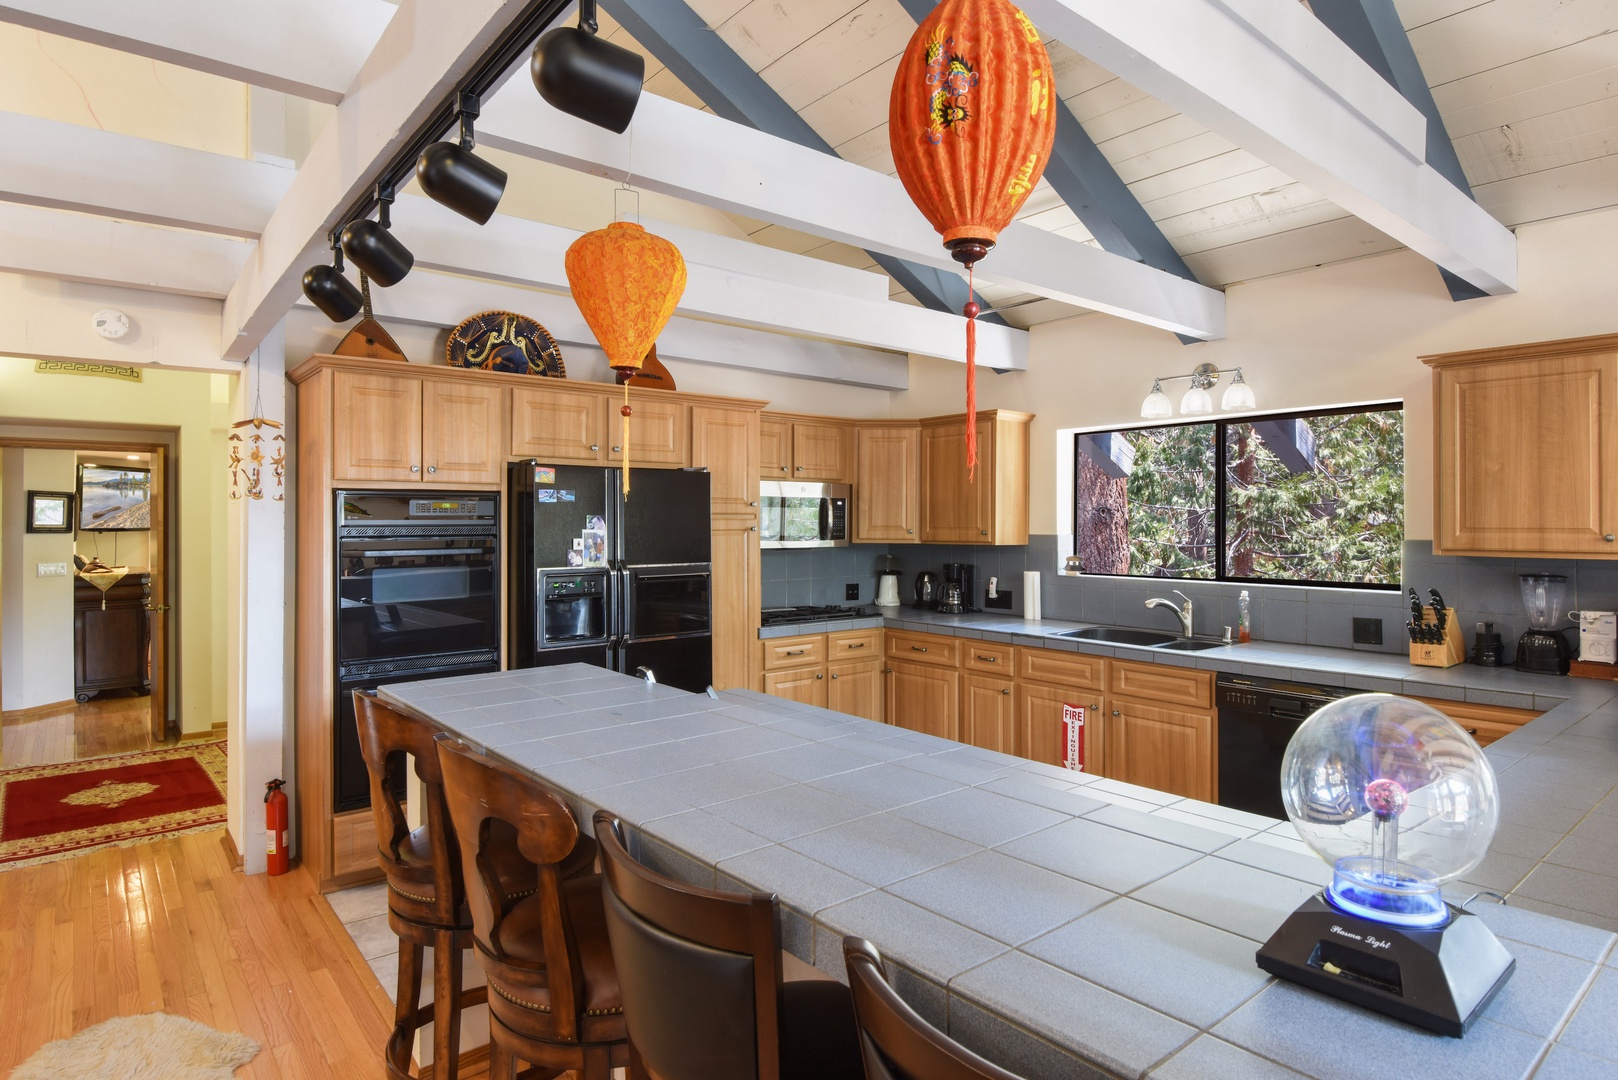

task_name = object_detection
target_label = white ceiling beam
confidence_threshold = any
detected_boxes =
[300,270,910,390]
[397,195,1025,369]
[0,0,394,103]
[0,203,251,298]
[1019,0,1518,295]
[0,112,293,238]
[477,88,1228,341]
[218,0,552,362]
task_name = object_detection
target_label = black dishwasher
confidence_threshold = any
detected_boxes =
[1215,673,1357,820]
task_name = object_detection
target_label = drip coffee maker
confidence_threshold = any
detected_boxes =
[1515,573,1572,674]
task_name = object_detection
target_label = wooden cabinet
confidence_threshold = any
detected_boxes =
[693,405,763,692]
[763,664,827,708]
[1425,334,1618,557]
[886,659,959,741]
[758,414,851,482]
[511,385,607,463]
[332,371,503,485]
[919,410,1032,545]
[74,574,151,702]
[1409,696,1540,747]
[608,395,690,467]
[854,425,921,543]
[1015,648,1106,771]
[827,629,884,722]
[1105,658,1214,800]
[961,671,1015,752]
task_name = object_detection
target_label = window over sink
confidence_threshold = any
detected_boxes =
[1072,403,1403,588]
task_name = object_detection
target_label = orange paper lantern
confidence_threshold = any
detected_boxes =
[565,221,687,492]
[890,0,1056,476]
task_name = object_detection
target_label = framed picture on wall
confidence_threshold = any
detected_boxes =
[26,490,74,533]
[77,464,151,531]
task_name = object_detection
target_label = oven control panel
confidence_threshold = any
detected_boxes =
[410,498,484,517]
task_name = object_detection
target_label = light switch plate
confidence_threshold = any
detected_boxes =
[37,562,68,578]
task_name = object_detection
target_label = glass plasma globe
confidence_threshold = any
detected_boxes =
[1280,694,1500,929]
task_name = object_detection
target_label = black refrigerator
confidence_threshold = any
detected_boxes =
[509,462,713,693]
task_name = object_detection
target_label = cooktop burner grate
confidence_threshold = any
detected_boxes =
[760,605,874,626]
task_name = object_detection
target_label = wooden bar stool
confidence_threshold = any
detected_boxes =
[594,810,863,1080]
[434,734,637,1080]
[352,692,596,1080]
[842,937,1025,1080]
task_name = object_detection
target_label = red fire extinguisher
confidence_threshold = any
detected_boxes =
[264,779,290,876]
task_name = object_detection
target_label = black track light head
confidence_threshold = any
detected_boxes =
[340,187,414,287]
[531,0,644,134]
[418,98,508,225]
[301,243,364,322]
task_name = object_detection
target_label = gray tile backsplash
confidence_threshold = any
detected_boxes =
[768,539,1618,663]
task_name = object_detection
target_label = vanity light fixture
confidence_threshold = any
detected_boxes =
[1139,364,1257,419]
[418,93,508,225]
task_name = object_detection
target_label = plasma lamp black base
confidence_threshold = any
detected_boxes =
[1256,892,1515,1038]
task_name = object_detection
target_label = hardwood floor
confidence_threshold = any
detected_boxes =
[0,829,396,1078]
[1,691,166,768]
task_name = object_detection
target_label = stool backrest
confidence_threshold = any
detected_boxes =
[842,937,1025,1080]
[352,690,456,922]
[593,810,784,1080]
[435,734,586,1040]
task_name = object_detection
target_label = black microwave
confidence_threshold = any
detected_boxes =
[758,481,850,548]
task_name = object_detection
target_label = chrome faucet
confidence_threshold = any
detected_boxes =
[1145,590,1194,638]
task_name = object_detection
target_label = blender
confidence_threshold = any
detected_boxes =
[1515,573,1572,674]
[874,554,903,609]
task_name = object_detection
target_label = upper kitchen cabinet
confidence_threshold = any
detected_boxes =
[854,425,921,543]
[607,394,690,467]
[1425,334,1618,557]
[759,414,851,482]
[920,410,1033,545]
[511,385,607,464]
[331,370,504,486]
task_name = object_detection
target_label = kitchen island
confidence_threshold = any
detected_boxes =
[382,665,1618,1080]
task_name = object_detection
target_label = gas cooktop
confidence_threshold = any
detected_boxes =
[760,604,875,627]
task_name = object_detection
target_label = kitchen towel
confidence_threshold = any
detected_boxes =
[1024,570,1041,621]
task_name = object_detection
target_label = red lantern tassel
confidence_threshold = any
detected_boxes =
[964,264,979,482]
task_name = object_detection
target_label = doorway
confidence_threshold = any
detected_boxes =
[0,436,172,770]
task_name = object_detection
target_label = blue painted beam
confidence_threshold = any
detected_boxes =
[1311,0,1490,301]
[597,0,1011,335]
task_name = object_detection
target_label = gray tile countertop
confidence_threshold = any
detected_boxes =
[384,664,1618,1080]
[767,608,1618,931]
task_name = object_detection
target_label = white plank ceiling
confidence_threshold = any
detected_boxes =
[0,0,1614,362]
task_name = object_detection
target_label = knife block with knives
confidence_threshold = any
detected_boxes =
[1409,606,1465,668]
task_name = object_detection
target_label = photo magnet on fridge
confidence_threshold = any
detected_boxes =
[535,466,556,484]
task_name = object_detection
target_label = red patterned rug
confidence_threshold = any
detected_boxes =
[0,741,227,869]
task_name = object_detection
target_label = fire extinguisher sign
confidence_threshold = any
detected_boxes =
[1061,704,1085,772]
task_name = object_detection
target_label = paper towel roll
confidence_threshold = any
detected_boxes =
[1024,570,1041,621]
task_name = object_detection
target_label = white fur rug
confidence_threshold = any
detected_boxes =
[10,1013,260,1079]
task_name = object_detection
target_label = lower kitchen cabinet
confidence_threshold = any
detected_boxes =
[1410,695,1540,746]
[885,660,959,741]
[1015,682,1104,772]
[761,628,883,720]
[1103,699,1213,802]
[763,665,826,708]
[828,658,883,721]
[961,671,1015,752]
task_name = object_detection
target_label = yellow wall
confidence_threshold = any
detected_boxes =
[0,448,77,711]
[0,358,230,734]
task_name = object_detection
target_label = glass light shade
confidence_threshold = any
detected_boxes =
[1281,694,1499,929]
[1141,383,1173,419]
[1222,373,1256,410]
[1180,384,1214,415]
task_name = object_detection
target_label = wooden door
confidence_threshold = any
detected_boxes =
[855,426,920,542]
[759,418,791,478]
[691,406,761,517]
[763,666,827,708]
[920,419,991,542]
[828,660,883,722]
[885,660,958,741]
[511,385,606,463]
[791,421,850,482]
[1016,682,1102,774]
[1435,353,1618,555]
[422,380,504,485]
[332,371,422,482]
[606,395,689,466]
[960,673,1015,753]
[147,445,168,741]
[1108,699,1213,801]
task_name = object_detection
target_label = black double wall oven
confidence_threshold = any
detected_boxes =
[333,492,500,812]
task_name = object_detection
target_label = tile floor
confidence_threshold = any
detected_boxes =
[325,881,399,1001]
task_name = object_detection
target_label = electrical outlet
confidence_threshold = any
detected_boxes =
[37,562,68,578]
[845,583,860,601]
[1352,617,1383,645]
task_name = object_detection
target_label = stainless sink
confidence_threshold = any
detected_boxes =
[1152,638,1229,652]
[1055,626,1179,647]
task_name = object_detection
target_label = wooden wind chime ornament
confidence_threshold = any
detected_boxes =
[889,0,1057,478]
[564,221,687,495]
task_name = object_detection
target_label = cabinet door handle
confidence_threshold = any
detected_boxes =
[410,465,420,473]
[1001,688,1010,695]
[907,528,913,534]
[883,667,893,674]
[831,674,839,680]
[980,530,988,536]
[1112,710,1120,716]
[1466,727,1479,736]
[785,649,806,656]
[780,466,788,472]
[816,673,824,679]
[750,525,758,531]
[427,465,437,474]
[590,444,599,452]
[613,445,622,453]
[977,655,997,663]
[749,501,758,507]
[1606,534,1615,542]
[911,646,928,652]
[846,642,865,649]
[796,465,804,472]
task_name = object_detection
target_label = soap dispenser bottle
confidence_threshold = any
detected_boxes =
[1238,590,1251,643]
